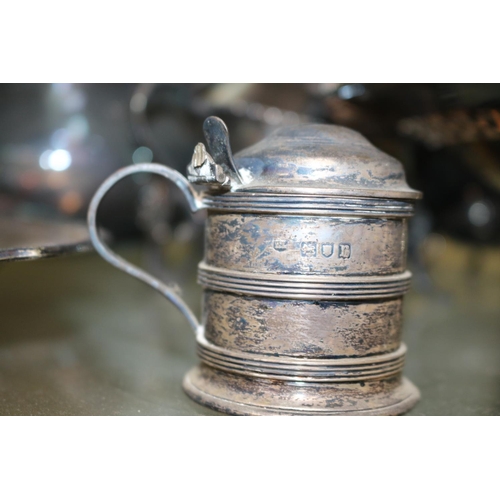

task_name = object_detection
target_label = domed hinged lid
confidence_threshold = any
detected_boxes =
[234,124,420,200]
[189,117,421,200]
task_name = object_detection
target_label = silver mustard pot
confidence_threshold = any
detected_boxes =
[88,116,421,415]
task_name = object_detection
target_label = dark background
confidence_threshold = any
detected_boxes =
[1,83,499,415]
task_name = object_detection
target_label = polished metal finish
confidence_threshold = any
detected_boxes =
[202,192,416,217]
[187,143,229,188]
[203,116,243,185]
[88,116,421,415]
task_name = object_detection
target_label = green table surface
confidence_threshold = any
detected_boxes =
[1,243,499,415]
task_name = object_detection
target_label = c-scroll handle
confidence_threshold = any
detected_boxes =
[87,163,205,336]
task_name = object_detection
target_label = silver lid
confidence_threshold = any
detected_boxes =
[233,123,420,200]
[188,117,421,201]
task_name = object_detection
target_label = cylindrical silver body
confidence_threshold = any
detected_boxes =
[183,123,421,415]
[201,208,410,358]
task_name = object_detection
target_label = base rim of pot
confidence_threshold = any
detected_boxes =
[183,364,420,416]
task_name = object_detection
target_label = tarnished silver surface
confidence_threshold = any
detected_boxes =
[195,332,407,382]
[88,116,421,415]
[198,265,412,300]
[183,367,419,416]
[232,123,422,199]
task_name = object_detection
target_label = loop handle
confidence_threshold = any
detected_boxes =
[87,163,205,336]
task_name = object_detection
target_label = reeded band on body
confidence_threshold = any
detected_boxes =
[198,263,412,300]
[196,332,406,383]
[203,192,415,217]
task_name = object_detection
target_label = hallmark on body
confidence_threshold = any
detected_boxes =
[273,239,351,259]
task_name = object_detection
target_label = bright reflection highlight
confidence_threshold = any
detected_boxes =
[39,150,52,170]
[39,149,72,171]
